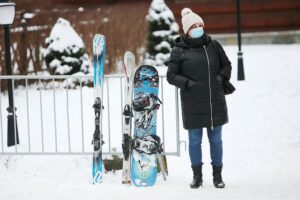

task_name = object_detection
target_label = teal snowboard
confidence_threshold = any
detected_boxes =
[131,65,160,187]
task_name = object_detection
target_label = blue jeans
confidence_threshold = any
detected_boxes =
[188,126,223,167]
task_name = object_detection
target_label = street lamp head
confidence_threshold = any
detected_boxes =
[0,1,15,25]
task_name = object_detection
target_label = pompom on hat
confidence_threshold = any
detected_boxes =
[181,8,204,34]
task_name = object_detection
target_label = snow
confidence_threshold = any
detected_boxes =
[154,41,171,51]
[43,18,92,76]
[27,59,34,73]
[62,56,80,63]
[23,13,35,19]
[152,30,172,38]
[55,64,72,75]
[147,0,176,25]
[1,44,300,199]
[102,18,109,23]
[80,54,92,74]
[12,26,49,33]
[45,18,84,54]
[155,53,170,66]
[170,23,179,33]
[49,59,61,69]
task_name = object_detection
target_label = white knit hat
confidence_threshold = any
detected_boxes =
[181,8,204,34]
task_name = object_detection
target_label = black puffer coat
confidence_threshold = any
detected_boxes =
[167,34,232,129]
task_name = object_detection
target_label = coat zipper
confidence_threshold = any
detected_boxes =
[203,45,214,129]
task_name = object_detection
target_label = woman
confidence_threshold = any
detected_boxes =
[167,8,232,189]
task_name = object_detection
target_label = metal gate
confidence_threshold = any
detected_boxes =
[0,75,183,156]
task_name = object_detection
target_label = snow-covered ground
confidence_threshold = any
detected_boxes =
[1,44,300,200]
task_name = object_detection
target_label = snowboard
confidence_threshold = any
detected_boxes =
[131,65,161,187]
[92,34,106,184]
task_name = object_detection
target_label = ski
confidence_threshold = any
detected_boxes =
[92,34,106,184]
[122,51,136,184]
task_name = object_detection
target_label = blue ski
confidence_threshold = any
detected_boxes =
[92,34,106,184]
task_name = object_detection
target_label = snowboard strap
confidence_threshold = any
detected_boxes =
[132,135,167,181]
[132,93,162,112]
[132,135,163,155]
[150,93,162,104]
[149,93,162,110]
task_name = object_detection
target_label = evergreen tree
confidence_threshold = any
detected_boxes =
[44,18,91,75]
[146,0,179,66]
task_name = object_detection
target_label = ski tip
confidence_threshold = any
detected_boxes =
[124,51,135,59]
[94,33,105,39]
[123,51,136,77]
[124,51,136,66]
[93,34,106,56]
[93,34,105,45]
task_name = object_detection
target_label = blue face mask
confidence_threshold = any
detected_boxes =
[190,27,204,38]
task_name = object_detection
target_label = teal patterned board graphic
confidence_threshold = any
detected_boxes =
[131,65,159,187]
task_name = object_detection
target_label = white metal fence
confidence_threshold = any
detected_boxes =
[0,75,184,156]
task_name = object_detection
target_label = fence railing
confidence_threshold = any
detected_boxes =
[0,75,183,156]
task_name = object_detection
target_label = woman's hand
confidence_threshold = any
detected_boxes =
[217,75,225,82]
[186,80,198,89]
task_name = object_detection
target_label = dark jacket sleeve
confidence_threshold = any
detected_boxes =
[213,40,232,80]
[167,47,189,90]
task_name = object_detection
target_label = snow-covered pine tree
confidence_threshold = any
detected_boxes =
[146,0,179,67]
[44,18,91,76]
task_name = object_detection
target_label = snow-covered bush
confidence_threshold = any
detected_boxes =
[44,18,92,76]
[146,0,179,67]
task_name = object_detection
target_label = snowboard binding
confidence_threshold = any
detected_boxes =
[132,93,162,112]
[132,93,162,130]
[132,135,162,155]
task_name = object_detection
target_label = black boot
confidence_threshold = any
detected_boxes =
[213,165,225,188]
[190,166,203,189]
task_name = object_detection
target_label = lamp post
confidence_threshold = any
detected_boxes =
[236,0,245,80]
[0,0,19,147]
